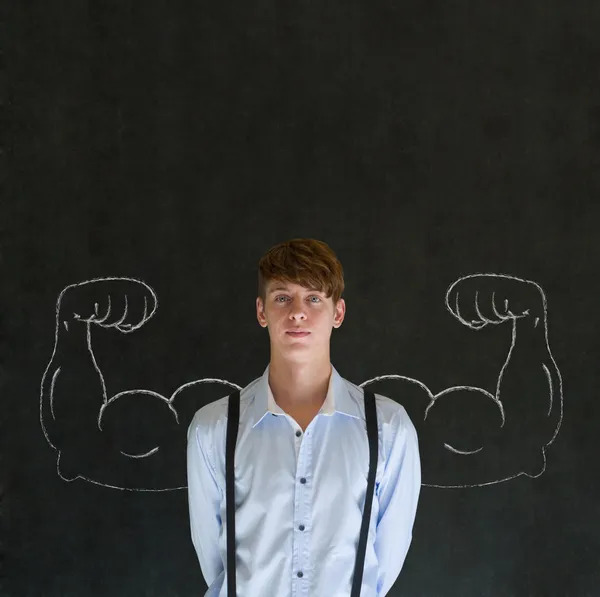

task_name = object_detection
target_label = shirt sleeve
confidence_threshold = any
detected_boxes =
[186,413,224,588]
[374,407,421,596]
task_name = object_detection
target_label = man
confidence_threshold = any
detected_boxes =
[187,238,421,596]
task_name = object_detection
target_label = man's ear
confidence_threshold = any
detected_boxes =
[256,296,268,328]
[333,298,346,328]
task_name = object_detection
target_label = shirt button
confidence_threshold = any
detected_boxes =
[297,571,303,578]
[300,477,306,484]
[295,430,302,437]
[298,524,305,531]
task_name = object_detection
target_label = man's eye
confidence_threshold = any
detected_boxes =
[274,296,320,303]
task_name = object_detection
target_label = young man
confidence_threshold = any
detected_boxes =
[187,238,421,596]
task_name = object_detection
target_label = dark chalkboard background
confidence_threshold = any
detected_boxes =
[5,0,600,595]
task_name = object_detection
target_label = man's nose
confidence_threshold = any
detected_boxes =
[289,299,307,318]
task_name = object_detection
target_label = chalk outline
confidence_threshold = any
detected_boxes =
[40,276,241,491]
[41,273,562,491]
[359,273,563,488]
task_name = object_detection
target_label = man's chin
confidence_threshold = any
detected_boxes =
[282,342,311,350]
[273,343,315,359]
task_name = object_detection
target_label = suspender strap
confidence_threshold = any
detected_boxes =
[225,388,379,597]
[226,389,240,597]
[351,389,378,597]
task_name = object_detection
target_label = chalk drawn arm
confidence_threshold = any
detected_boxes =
[412,273,565,486]
[39,278,158,476]
[362,273,563,488]
[446,274,563,457]
[41,277,242,491]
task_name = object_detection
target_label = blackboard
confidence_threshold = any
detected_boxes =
[5,0,600,595]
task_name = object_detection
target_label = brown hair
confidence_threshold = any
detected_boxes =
[257,238,345,304]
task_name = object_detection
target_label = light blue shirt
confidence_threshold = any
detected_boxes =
[186,363,421,596]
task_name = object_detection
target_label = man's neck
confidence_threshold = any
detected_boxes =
[268,357,332,409]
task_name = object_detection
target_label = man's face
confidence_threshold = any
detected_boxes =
[256,280,346,358]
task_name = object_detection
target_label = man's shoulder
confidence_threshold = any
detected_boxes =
[340,376,414,430]
[187,376,260,438]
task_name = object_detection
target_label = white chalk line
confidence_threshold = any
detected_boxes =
[119,447,160,458]
[50,366,61,420]
[56,452,185,492]
[444,444,483,455]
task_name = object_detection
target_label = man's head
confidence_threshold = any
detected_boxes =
[256,238,346,363]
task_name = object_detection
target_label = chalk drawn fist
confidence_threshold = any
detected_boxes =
[57,277,157,333]
[445,274,545,330]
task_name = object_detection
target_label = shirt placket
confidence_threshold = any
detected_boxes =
[290,419,314,597]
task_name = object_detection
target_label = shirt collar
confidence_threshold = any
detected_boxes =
[251,363,361,428]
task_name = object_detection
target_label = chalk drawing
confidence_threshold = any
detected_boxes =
[359,273,563,488]
[40,277,240,491]
[40,274,562,491]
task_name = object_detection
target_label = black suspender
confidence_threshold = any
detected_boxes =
[226,388,379,597]
[225,388,241,597]
[351,388,378,597]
